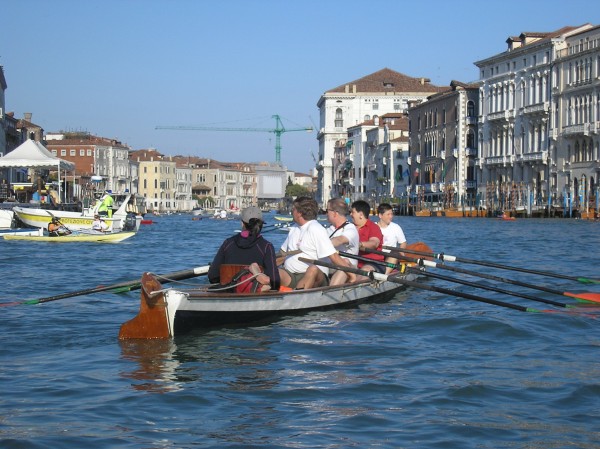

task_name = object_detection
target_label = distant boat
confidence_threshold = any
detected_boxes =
[12,192,142,232]
[0,228,44,237]
[274,215,293,222]
[3,230,136,243]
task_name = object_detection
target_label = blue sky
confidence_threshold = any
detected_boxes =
[1,0,597,173]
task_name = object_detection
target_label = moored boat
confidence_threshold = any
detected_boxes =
[3,230,136,243]
[12,192,142,232]
[0,227,44,237]
[119,270,418,339]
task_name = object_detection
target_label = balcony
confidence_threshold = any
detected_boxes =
[519,151,548,163]
[485,155,514,166]
[523,102,549,115]
[367,163,377,172]
[487,110,514,121]
[563,123,590,136]
[466,116,477,125]
[465,148,477,157]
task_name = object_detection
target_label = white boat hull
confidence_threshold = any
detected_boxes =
[119,272,416,338]
[0,209,14,229]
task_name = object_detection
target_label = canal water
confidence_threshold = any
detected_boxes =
[1,213,599,448]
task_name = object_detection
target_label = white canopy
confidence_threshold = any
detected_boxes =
[0,139,75,171]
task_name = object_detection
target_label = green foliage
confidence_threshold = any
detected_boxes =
[286,183,310,198]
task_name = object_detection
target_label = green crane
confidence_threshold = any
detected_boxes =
[156,114,313,163]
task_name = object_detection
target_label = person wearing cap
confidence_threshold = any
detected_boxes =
[48,217,71,237]
[97,190,114,218]
[208,206,280,291]
[91,214,109,232]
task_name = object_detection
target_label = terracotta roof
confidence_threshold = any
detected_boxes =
[326,68,443,94]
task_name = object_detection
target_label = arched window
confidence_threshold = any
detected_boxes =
[335,108,343,128]
[467,101,475,117]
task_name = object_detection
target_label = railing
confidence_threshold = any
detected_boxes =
[519,151,547,163]
[563,123,590,136]
[523,102,549,115]
[485,155,514,165]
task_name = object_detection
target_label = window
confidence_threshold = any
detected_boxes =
[394,102,400,110]
[467,100,475,117]
[364,115,370,121]
[372,101,379,111]
[80,149,85,156]
[467,130,475,149]
[88,149,93,156]
[51,150,57,156]
[61,149,66,156]
[335,108,343,128]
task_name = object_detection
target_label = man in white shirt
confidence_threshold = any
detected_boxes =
[322,198,359,286]
[91,214,109,232]
[377,203,407,274]
[279,197,356,289]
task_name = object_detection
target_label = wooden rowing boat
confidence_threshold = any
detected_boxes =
[119,270,418,339]
[3,230,136,243]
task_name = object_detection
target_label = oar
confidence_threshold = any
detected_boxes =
[1,265,211,307]
[387,244,600,285]
[339,251,576,309]
[299,257,541,313]
[377,246,600,305]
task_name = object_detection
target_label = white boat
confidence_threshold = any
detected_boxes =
[0,227,44,237]
[12,192,141,232]
[0,208,14,229]
[119,270,417,339]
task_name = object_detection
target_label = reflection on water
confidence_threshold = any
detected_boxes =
[119,339,182,392]
[119,330,281,394]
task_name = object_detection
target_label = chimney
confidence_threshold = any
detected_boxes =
[352,84,357,93]
[345,84,349,93]
[24,112,32,121]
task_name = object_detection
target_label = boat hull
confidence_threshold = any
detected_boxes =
[119,272,416,339]
[3,231,136,242]
[0,228,44,237]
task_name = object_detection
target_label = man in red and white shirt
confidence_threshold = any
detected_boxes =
[350,200,386,275]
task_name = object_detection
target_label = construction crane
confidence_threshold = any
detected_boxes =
[156,115,313,163]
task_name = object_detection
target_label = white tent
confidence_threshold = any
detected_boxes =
[0,139,75,201]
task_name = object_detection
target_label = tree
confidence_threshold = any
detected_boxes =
[286,183,310,198]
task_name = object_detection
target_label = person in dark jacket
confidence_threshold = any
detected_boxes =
[208,206,281,291]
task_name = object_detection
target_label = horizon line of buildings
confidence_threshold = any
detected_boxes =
[3,21,600,216]
[315,22,600,217]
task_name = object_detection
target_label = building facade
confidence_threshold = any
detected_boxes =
[407,81,480,212]
[474,23,597,216]
[553,24,600,216]
[316,68,443,206]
